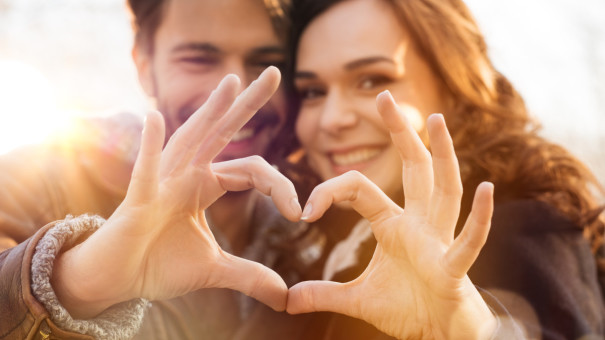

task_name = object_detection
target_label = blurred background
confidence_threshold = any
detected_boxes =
[0,0,604,182]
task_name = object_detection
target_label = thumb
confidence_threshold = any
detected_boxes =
[287,280,355,316]
[214,252,288,311]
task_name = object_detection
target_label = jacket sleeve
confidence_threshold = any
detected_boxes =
[0,222,94,340]
[0,128,134,253]
[469,199,605,340]
[0,142,94,339]
[0,115,142,339]
[0,216,147,340]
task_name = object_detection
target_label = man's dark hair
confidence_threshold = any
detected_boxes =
[126,0,291,55]
[127,0,165,55]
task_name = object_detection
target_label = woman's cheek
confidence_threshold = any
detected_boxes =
[295,111,316,148]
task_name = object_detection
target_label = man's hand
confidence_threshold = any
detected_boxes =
[52,67,301,319]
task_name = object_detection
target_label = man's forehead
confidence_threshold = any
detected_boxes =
[156,0,281,50]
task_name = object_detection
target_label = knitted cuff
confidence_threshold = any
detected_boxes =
[31,215,148,340]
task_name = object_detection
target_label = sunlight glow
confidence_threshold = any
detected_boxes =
[0,60,72,154]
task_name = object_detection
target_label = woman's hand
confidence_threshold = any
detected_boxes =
[287,90,497,340]
[52,66,302,319]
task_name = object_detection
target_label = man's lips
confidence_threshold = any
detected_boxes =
[212,108,282,162]
[228,108,281,143]
[231,127,255,142]
[176,105,281,144]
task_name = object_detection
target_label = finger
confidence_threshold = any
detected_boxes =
[162,74,241,171]
[214,251,288,311]
[443,182,494,278]
[194,66,281,165]
[301,171,401,244]
[287,280,357,317]
[127,111,165,203]
[211,156,302,221]
[426,114,463,241]
[376,90,433,214]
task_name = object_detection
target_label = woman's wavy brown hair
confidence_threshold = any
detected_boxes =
[288,0,604,252]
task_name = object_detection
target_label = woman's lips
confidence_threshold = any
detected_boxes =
[328,146,385,174]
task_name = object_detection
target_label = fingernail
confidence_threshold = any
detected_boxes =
[377,89,389,101]
[428,113,444,124]
[290,197,302,217]
[301,203,313,221]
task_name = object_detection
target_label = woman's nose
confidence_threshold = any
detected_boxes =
[319,90,359,135]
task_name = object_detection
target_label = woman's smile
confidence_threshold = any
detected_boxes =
[328,145,387,174]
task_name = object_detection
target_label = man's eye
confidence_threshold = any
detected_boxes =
[252,60,286,71]
[297,87,326,101]
[180,57,218,65]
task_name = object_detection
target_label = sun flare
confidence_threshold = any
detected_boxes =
[0,60,73,155]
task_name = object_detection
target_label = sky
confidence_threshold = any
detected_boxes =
[0,0,604,180]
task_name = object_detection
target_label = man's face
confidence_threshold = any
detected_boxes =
[136,0,286,162]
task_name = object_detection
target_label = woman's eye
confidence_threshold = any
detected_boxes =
[359,76,391,90]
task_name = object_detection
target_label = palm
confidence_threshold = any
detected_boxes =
[288,91,496,340]
[352,221,473,338]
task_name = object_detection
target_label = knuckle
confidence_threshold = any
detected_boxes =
[248,154,265,163]
[242,99,261,114]
[462,224,487,249]
[246,155,267,169]
[301,286,317,312]
[438,180,463,197]
[249,268,268,295]
[453,183,464,197]
[344,170,364,182]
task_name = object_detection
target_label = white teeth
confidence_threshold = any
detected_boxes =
[231,128,255,142]
[331,147,381,166]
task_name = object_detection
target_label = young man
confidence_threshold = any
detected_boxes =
[0,1,299,339]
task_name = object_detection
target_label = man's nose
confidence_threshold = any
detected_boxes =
[223,59,251,88]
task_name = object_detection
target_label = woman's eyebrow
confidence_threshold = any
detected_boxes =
[344,56,395,71]
[295,56,395,80]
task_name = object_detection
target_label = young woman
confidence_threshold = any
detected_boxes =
[279,0,605,338]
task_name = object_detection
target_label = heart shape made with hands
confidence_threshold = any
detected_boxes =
[53,68,496,339]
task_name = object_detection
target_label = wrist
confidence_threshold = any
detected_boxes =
[32,215,129,319]
[440,287,498,340]
[52,244,118,318]
[31,215,148,339]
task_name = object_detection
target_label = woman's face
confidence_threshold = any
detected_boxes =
[295,0,451,199]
